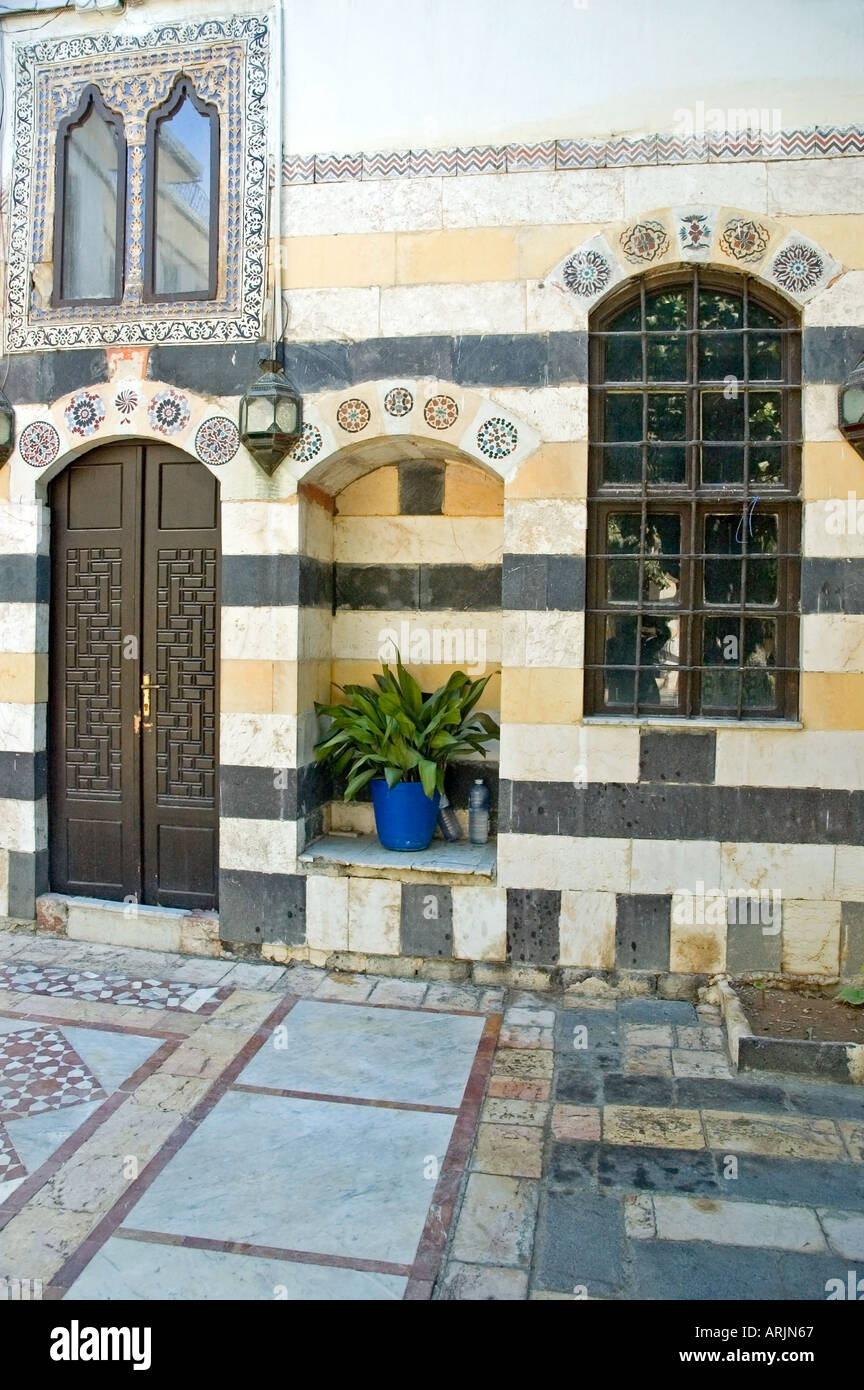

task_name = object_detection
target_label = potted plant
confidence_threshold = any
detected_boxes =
[314,658,499,851]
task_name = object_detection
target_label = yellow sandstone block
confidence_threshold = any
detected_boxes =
[775,215,864,271]
[0,653,47,703]
[220,660,274,714]
[505,442,587,500]
[336,466,399,516]
[278,232,396,288]
[443,462,503,516]
[500,667,583,724]
[802,442,863,501]
[800,672,864,729]
[516,224,603,279]
[0,465,9,501]
[395,227,518,285]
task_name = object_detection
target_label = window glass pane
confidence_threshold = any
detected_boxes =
[702,446,745,487]
[646,334,687,381]
[748,300,782,329]
[604,614,680,710]
[645,290,687,330]
[61,103,120,301]
[609,302,641,331]
[646,445,686,484]
[701,392,745,440]
[704,513,779,606]
[605,334,642,381]
[749,392,783,440]
[605,393,643,441]
[606,513,680,602]
[647,393,686,440]
[701,617,742,709]
[742,618,778,708]
[601,445,642,485]
[699,290,742,329]
[748,333,783,380]
[749,444,782,486]
[154,94,213,296]
[699,332,743,382]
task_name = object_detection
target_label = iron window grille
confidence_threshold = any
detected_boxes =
[585,268,801,720]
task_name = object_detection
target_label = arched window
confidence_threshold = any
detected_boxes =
[585,269,801,719]
[144,77,219,302]
[53,85,127,305]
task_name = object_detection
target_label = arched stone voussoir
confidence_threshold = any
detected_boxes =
[544,206,843,314]
[8,380,249,501]
[284,378,541,491]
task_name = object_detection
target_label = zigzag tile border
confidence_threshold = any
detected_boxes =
[282,124,864,185]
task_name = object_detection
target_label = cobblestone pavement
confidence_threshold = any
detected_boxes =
[437,993,864,1301]
[0,928,861,1302]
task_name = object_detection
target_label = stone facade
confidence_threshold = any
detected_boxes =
[0,3,863,984]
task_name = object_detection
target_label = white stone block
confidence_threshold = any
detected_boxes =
[300,497,334,562]
[804,501,864,560]
[221,501,300,557]
[650,1194,825,1251]
[558,889,616,968]
[451,884,507,961]
[347,876,401,954]
[631,839,722,896]
[380,282,525,337]
[803,385,844,443]
[0,847,7,916]
[503,499,587,556]
[67,901,182,954]
[219,818,298,874]
[306,874,349,952]
[0,603,48,655]
[767,158,864,216]
[0,502,47,556]
[489,386,588,443]
[782,898,841,975]
[623,163,768,218]
[219,713,298,768]
[284,286,380,342]
[716,729,864,791]
[835,846,864,900]
[0,796,45,852]
[282,177,443,238]
[333,610,501,667]
[804,270,864,328]
[802,614,864,673]
[0,702,45,753]
[499,723,639,784]
[497,833,631,892]
[526,279,589,334]
[442,170,623,229]
[524,610,584,668]
[720,842,835,900]
[221,606,299,662]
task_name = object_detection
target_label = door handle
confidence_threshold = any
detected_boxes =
[140,672,165,726]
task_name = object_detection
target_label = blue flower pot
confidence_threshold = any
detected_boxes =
[371,778,440,851]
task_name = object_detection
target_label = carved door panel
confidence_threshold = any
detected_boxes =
[49,443,219,908]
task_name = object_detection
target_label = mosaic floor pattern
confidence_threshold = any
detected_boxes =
[0,962,229,1013]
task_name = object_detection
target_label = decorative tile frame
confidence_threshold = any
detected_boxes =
[546,207,842,310]
[7,15,269,351]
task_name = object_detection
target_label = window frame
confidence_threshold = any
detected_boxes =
[52,84,128,309]
[142,76,220,305]
[585,267,802,722]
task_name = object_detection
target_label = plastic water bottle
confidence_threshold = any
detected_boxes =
[437,791,462,842]
[468,779,490,845]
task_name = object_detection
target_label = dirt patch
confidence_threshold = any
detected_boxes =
[738,984,864,1045]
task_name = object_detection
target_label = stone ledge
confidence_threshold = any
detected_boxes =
[34,894,221,958]
[299,833,497,883]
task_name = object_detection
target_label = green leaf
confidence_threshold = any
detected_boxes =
[343,767,376,801]
[418,759,438,798]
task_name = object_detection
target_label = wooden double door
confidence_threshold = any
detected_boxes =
[49,443,220,909]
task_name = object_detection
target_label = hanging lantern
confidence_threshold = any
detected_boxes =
[839,357,864,459]
[238,358,303,476]
[0,388,14,466]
